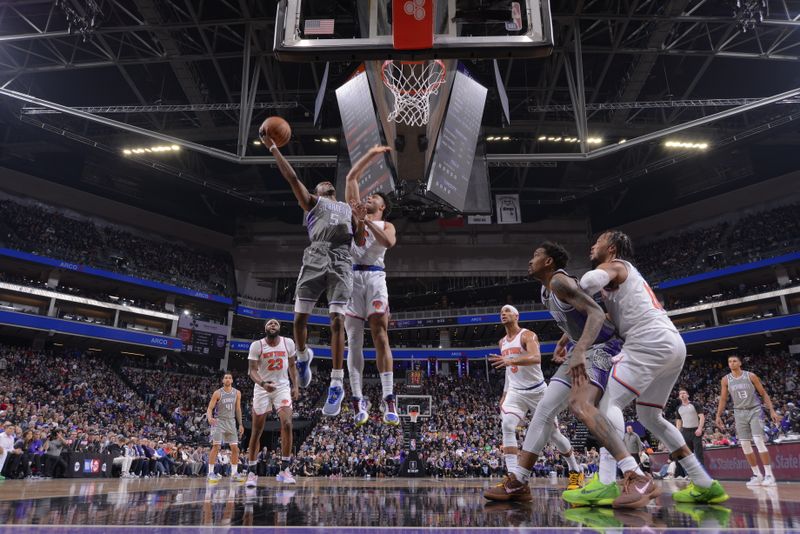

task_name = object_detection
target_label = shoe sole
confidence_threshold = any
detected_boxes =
[322,403,342,416]
[245,482,257,488]
[355,417,369,426]
[301,351,314,388]
[383,418,400,426]
[612,486,660,509]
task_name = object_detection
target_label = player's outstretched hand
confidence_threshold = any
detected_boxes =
[369,145,392,156]
[568,348,587,387]
[488,353,510,369]
[350,201,368,222]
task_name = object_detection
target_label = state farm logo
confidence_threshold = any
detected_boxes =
[403,0,426,21]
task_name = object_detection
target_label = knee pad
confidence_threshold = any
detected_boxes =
[636,404,685,452]
[752,436,768,453]
[740,440,753,455]
[502,412,520,448]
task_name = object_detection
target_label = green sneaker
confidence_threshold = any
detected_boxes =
[0,474,5,481]
[562,473,620,507]
[671,480,730,504]
[675,503,732,527]
[564,507,622,532]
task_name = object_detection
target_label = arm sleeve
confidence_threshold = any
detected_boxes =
[580,269,611,295]
[248,340,261,361]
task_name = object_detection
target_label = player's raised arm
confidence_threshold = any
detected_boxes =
[579,261,628,294]
[263,136,316,211]
[365,219,397,249]
[345,145,392,205]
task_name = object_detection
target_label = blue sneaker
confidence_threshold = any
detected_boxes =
[322,385,344,416]
[381,395,400,426]
[353,398,370,426]
[296,347,314,388]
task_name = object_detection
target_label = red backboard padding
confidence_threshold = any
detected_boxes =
[393,0,434,50]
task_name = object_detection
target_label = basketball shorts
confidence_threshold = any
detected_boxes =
[608,329,687,409]
[501,385,547,421]
[253,385,292,416]
[346,270,389,320]
[295,242,353,315]
[734,407,765,440]
[210,418,237,445]
[551,344,615,391]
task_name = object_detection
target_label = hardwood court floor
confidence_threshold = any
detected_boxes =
[0,476,798,533]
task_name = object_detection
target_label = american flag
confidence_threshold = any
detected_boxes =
[304,18,335,35]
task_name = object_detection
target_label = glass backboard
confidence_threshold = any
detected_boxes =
[275,0,553,61]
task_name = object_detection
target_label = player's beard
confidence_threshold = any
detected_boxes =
[266,330,279,341]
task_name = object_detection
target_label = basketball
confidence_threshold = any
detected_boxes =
[260,116,291,147]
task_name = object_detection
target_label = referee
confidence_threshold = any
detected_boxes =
[675,389,705,477]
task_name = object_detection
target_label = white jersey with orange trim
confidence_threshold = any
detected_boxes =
[500,328,545,392]
[248,336,296,389]
[351,220,387,268]
[600,259,678,340]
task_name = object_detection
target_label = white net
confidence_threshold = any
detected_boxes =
[381,60,447,127]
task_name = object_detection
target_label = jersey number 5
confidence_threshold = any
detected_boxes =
[266,358,284,371]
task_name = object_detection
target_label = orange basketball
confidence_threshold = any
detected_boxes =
[260,116,291,147]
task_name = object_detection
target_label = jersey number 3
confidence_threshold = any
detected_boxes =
[266,358,284,371]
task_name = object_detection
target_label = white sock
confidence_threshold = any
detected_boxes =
[231,464,238,476]
[380,372,394,398]
[764,464,774,477]
[330,368,344,387]
[678,454,713,488]
[618,456,644,476]
[511,465,532,483]
[504,453,518,472]
[208,466,215,477]
[599,448,617,484]
[565,453,581,473]
[296,347,309,362]
[751,464,762,477]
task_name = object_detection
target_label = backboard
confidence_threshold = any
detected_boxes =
[275,0,553,61]
[396,395,432,421]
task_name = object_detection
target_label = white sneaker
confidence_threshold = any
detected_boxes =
[207,473,222,484]
[746,474,763,487]
[245,472,258,488]
[762,474,777,487]
[231,472,247,483]
[276,469,296,484]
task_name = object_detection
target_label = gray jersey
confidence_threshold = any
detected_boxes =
[216,388,238,421]
[727,371,760,411]
[306,196,353,248]
[541,270,622,356]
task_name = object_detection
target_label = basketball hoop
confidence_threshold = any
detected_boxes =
[408,409,420,424]
[381,59,447,126]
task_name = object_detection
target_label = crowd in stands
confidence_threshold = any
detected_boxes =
[0,198,232,295]
[635,201,800,283]
[1,337,799,481]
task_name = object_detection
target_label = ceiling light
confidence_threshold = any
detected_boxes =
[501,136,510,141]
[664,140,710,150]
[122,145,181,156]
[711,346,738,352]
[538,135,546,141]
[253,140,261,146]
[618,139,627,144]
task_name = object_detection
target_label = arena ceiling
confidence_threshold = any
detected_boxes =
[1,0,800,233]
